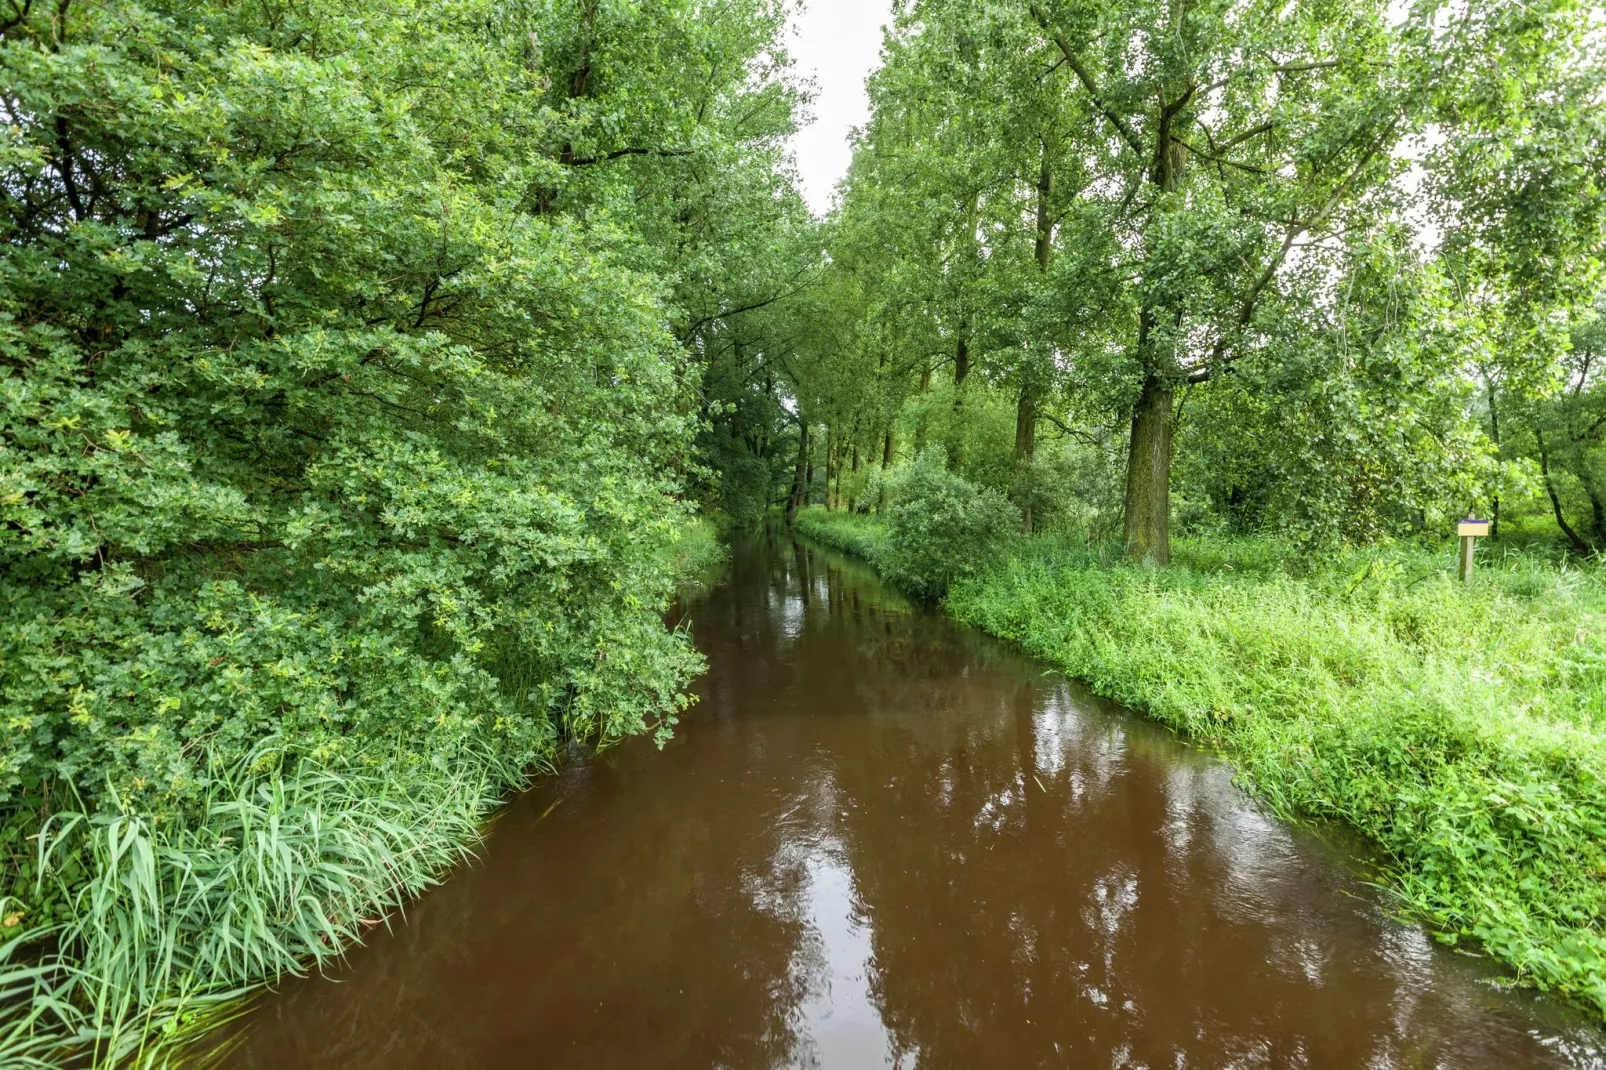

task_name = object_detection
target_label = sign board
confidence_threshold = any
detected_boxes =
[1457,519,1490,537]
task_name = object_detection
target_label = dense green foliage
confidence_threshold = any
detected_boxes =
[2,0,699,818]
[718,0,1604,561]
[796,505,1606,1016]
[0,0,797,1061]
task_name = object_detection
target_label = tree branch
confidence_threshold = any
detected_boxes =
[1216,120,1275,153]
[1039,411,1102,446]
[561,147,694,167]
[1272,60,1340,75]
[1170,136,1272,175]
[679,268,821,340]
[1191,115,1401,380]
[1028,2,1147,159]
[52,115,86,221]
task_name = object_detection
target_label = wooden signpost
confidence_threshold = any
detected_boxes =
[1457,517,1490,583]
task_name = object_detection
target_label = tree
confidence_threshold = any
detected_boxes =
[1025,0,1411,562]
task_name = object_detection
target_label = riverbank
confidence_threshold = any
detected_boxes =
[792,507,1606,1020]
[0,519,726,1068]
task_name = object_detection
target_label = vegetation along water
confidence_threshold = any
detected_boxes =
[1,0,1604,1063]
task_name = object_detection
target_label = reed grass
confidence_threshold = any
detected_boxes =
[663,517,730,587]
[2,736,520,1067]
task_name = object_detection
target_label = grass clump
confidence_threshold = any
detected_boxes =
[663,517,731,588]
[798,511,1606,1019]
[794,508,894,567]
[2,739,515,1068]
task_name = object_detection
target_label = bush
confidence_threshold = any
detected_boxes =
[1009,440,1125,538]
[880,449,1021,600]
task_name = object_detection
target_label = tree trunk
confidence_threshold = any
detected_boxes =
[914,365,932,453]
[1014,388,1038,534]
[1537,429,1590,554]
[1486,374,1501,538]
[949,327,972,470]
[1117,100,1185,565]
[1123,374,1173,565]
[786,421,810,523]
[1034,142,1053,273]
[1014,388,1038,461]
[804,436,816,509]
[1589,482,1606,542]
[1015,152,1048,462]
[1012,143,1054,536]
[757,369,774,459]
[878,429,895,513]
[825,428,837,510]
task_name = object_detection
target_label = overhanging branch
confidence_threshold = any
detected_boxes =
[561,147,694,167]
[1028,2,1147,160]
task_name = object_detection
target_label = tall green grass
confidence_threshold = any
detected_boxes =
[797,509,1606,1019]
[662,516,730,588]
[792,509,892,566]
[1,737,520,1067]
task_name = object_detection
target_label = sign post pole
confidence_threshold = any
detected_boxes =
[1456,517,1490,583]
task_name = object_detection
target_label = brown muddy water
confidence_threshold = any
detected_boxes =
[224,530,1604,1069]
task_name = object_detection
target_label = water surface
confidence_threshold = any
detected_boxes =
[226,530,1603,1069]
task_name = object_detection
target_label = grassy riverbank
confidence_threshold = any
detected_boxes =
[793,507,1606,1019]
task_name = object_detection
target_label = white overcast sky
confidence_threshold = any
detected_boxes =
[788,0,895,215]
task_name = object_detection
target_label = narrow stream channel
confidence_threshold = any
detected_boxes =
[224,529,1603,1069]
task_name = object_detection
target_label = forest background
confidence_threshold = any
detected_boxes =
[1,0,1604,1063]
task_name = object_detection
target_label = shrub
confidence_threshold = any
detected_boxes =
[1009,440,1125,538]
[881,449,1021,600]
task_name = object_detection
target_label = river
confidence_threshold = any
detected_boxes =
[223,529,1603,1069]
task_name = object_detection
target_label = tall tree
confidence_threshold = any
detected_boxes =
[1028,0,1409,562]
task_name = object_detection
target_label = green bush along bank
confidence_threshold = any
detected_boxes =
[793,506,1606,1019]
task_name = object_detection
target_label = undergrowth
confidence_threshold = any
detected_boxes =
[795,507,1606,1020]
[1,738,517,1068]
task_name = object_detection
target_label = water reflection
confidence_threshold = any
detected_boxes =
[223,530,1603,1069]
